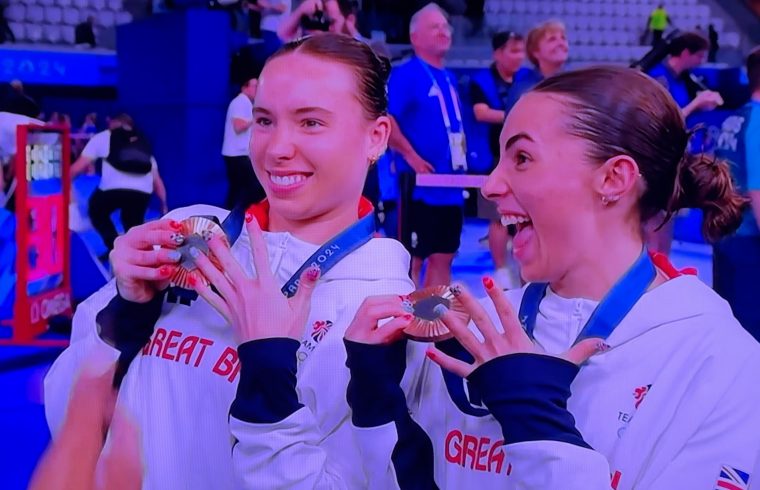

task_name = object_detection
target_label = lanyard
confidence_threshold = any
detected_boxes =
[417,57,463,134]
[518,250,656,345]
[222,201,376,298]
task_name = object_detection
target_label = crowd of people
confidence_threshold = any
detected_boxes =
[10,2,760,489]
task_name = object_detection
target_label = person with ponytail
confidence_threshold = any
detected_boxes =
[344,66,760,489]
[44,34,422,489]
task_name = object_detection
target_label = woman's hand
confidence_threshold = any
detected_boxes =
[344,295,414,345]
[110,220,185,303]
[427,278,605,377]
[190,214,319,344]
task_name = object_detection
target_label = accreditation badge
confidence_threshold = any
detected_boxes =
[169,216,229,290]
[403,286,470,342]
[449,132,468,171]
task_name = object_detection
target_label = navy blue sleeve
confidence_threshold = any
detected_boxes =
[230,338,304,424]
[467,353,591,448]
[345,340,438,490]
[96,290,165,387]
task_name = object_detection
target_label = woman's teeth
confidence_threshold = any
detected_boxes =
[270,174,306,186]
[500,215,531,227]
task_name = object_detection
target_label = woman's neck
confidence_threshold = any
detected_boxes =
[550,225,645,301]
[268,203,360,244]
[538,61,563,78]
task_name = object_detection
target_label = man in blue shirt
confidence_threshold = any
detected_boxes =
[388,3,467,287]
[469,30,525,289]
[713,46,760,341]
[645,32,724,255]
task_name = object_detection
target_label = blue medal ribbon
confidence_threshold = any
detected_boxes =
[222,202,376,298]
[518,250,656,344]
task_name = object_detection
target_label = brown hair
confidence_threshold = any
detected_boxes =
[747,46,760,93]
[525,20,565,67]
[667,32,709,57]
[268,33,390,120]
[532,66,746,242]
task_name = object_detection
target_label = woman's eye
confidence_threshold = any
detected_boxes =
[255,117,272,127]
[302,119,323,128]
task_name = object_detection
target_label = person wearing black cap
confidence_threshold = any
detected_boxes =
[469,30,525,288]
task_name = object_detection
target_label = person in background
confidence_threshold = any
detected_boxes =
[708,24,719,63]
[645,31,724,254]
[249,0,290,56]
[470,30,525,289]
[713,46,760,341]
[81,113,98,134]
[645,3,671,46]
[0,5,15,44]
[0,109,43,207]
[70,114,168,256]
[388,3,469,287]
[75,16,96,47]
[222,76,265,209]
[277,0,353,42]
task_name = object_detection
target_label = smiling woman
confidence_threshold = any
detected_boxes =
[43,34,423,490]
[343,66,760,490]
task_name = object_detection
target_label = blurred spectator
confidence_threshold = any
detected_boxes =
[0,110,44,207]
[645,32,723,255]
[277,0,354,42]
[249,0,290,56]
[388,3,465,287]
[5,80,41,118]
[708,24,719,62]
[0,5,14,44]
[713,46,760,341]
[70,114,168,255]
[222,77,264,208]
[464,0,484,37]
[469,30,525,288]
[48,112,72,129]
[76,16,96,47]
[81,113,98,134]
[645,3,671,46]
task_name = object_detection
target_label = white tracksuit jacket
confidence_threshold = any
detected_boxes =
[44,203,419,490]
[345,271,760,490]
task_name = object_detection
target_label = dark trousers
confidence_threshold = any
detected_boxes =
[713,235,760,342]
[652,29,664,47]
[89,188,151,251]
[224,155,265,209]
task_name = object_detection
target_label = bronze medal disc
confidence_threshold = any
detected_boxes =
[169,216,229,290]
[403,285,470,342]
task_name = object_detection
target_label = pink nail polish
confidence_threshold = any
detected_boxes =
[425,350,436,361]
[305,266,320,281]
[245,212,253,223]
[482,277,494,290]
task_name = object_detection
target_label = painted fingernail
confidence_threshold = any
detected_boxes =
[433,304,449,316]
[482,277,494,290]
[597,341,611,352]
[403,314,413,321]
[425,350,436,361]
[305,266,320,281]
[167,250,182,262]
[159,266,172,277]
[449,284,462,297]
[187,275,197,287]
[169,220,182,230]
[245,212,253,223]
[170,233,185,245]
[189,247,200,259]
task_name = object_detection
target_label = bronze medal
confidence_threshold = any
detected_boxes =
[403,286,470,342]
[169,216,229,289]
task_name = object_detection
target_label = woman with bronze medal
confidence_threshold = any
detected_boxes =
[44,34,426,489]
[343,67,760,489]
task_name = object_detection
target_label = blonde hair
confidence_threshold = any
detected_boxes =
[526,20,566,67]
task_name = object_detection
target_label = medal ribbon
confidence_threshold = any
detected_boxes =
[518,250,656,345]
[222,200,377,298]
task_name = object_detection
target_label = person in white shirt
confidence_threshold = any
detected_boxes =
[343,66,760,489]
[222,77,265,209]
[70,114,168,254]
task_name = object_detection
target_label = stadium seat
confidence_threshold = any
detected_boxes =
[107,0,122,10]
[27,6,45,24]
[8,22,25,41]
[25,23,43,42]
[115,11,132,25]
[38,0,56,6]
[6,4,26,22]
[63,8,79,25]
[62,25,75,43]
[91,0,107,10]
[56,0,73,7]
[97,10,115,27]
[44,24,63,43]
[45,6,63,24]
